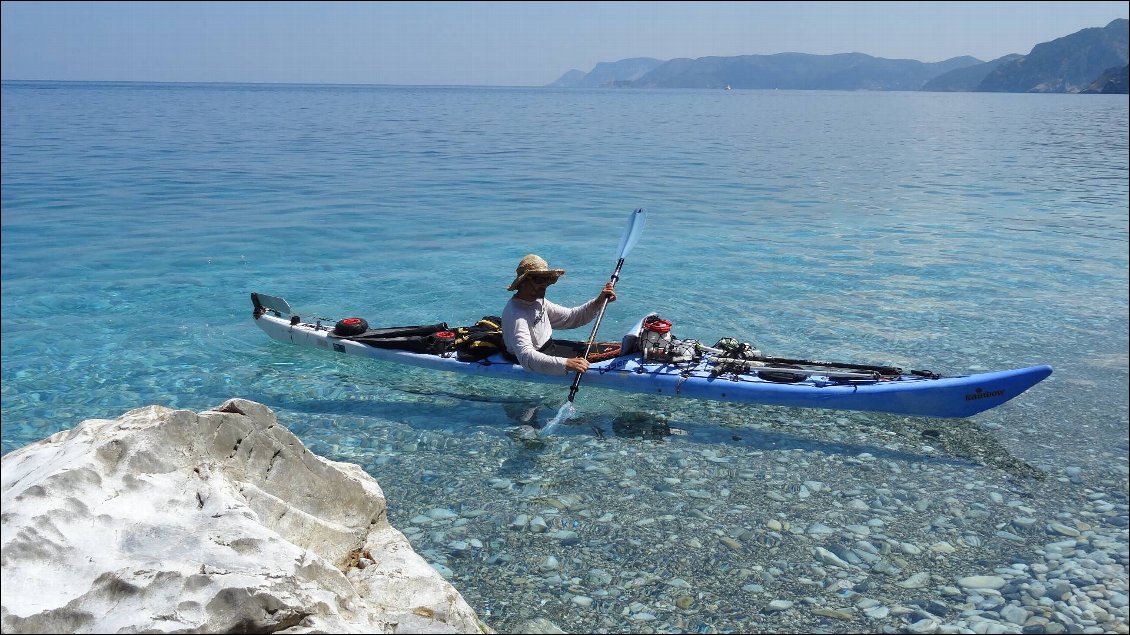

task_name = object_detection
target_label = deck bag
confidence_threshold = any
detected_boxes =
[453,316,512,362]
[640,315,674,360]
[335,322,454,355]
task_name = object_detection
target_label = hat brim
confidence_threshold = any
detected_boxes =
[507,269,565,291]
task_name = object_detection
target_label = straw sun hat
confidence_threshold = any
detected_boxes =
[507,254,566,291]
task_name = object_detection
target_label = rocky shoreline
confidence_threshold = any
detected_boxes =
[0,400,491,634]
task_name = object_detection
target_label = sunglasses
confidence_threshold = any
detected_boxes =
[526,274,558,284]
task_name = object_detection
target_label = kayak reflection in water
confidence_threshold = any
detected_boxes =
[501,254,616,376]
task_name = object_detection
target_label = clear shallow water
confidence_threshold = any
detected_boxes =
[3,82,1127,632]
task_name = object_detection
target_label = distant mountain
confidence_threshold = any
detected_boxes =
[977,19,1128,92]
[547,58,664,88]
[548,69,586,88]
[1082,64,1129,94]
[922,54,1023,91]
[632,52,979,90]
[548,18,1129,94]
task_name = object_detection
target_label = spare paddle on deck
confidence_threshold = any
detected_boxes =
[697,344,905,376]
[568,208,647,403]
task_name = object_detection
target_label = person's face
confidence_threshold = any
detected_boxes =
[520,273,558,298]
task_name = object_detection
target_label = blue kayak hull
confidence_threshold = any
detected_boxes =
[251,295,1051,419]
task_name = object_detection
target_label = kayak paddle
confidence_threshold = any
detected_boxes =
[568,207,647,403]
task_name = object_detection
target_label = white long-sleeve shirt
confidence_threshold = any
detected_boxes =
[502,295,602,375]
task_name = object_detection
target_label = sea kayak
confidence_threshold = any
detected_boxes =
[250,293,1052,419]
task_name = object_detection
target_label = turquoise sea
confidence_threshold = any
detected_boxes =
[2,81,1128,633]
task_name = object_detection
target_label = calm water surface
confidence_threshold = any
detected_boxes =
[2,82,1127,633]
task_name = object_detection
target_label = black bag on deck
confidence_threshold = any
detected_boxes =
[336,322,455,355]
[341,323,449,339]
[452,316,511,362]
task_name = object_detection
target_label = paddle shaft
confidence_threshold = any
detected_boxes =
[568,257,624,402]
[565,208,645,405]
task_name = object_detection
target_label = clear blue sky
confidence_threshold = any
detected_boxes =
[2,1,1127,86]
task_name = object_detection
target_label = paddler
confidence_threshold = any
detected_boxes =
[501,254,616,375]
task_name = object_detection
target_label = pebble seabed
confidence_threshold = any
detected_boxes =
[308,397,1129,635]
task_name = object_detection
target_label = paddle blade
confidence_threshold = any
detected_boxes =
[616,208,647,259]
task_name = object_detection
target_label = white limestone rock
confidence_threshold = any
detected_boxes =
[0,399,491,634]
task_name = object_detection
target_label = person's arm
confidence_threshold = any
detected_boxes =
[546,283,617,330]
